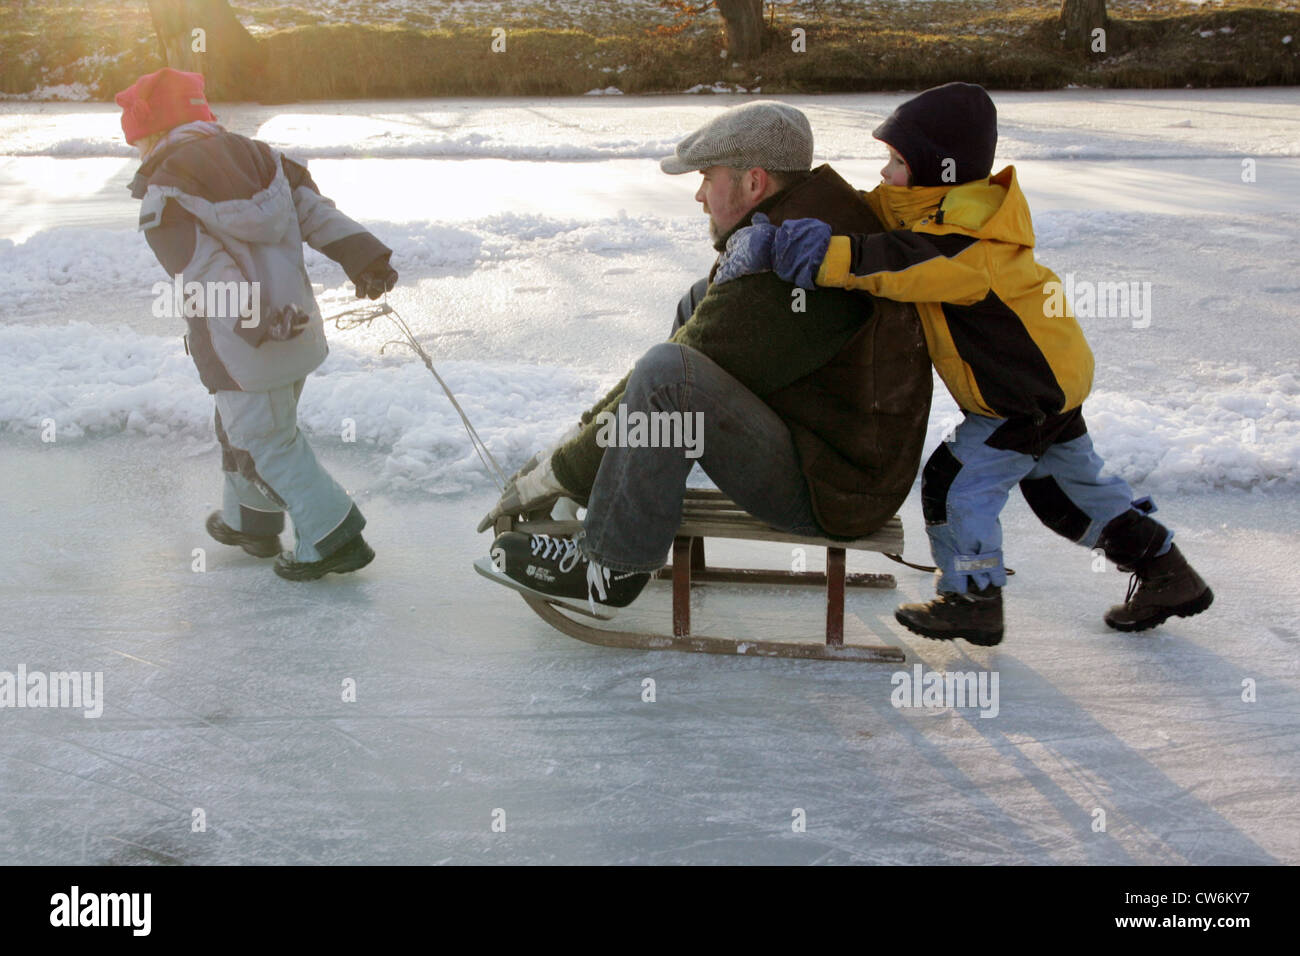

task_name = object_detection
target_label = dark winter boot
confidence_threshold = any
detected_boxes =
[484,532,650,614]
[1103,544,1213,632]
[273,534,375,582]
[205,510,281,558]
[895,583,1004,647]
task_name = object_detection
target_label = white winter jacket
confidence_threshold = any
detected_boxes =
[130,122,392,392]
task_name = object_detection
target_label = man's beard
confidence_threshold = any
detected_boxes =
[707,180,747,245]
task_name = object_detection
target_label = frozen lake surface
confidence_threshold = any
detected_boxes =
[1,91,1298,864]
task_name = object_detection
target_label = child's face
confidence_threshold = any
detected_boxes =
[132,132,162,160]
[880,145,912,186]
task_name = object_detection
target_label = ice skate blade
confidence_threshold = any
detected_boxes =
[472,556,617,621]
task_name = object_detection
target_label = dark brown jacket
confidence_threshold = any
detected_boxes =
[553,164,932,538]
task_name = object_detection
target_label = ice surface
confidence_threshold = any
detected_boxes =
[1,437,1295,865]
[1,92,1297,864]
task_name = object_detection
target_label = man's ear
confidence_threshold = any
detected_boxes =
[750,167,776,201]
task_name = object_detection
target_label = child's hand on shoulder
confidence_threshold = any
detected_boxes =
[714,212,778,286]
[773,218,832,290]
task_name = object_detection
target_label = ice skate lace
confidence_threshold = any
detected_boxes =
[529,534,585,574]
[586,560,611,615]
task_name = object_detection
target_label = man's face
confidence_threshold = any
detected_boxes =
[695,165,761,243]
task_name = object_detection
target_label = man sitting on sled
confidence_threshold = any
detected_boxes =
[476,101,932,614]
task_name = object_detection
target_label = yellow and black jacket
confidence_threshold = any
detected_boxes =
[818,165,1094,455]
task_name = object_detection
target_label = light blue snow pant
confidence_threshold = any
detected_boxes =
[923,412,1172,593]
[213,380,364,562]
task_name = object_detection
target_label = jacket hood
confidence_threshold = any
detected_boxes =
[133,126,297,246]
[171,165,297,246]
[939,166,1035,248]
[872,165,1035,248]
[128,121,224,197]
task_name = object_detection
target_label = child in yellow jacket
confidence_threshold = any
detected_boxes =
[714,82,1212,645]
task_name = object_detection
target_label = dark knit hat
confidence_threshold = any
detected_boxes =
[872,82,997,187]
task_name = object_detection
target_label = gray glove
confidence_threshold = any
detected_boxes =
[476,422,583,533]
[476,454,570,533]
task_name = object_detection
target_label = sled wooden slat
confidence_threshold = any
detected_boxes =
[521,596,904,663]
[652,567,894,589]
[500,492,906,663]
[517,515,905,553]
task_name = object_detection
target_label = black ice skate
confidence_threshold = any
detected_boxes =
[205,510,281,558]
[273,534,375,581]
[894,583,1004,646]
[1104,544,1213,632]
[474,532,649,618]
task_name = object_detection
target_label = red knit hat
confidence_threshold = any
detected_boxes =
[115,68,216,144]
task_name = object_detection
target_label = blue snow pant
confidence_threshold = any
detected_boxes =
[213,380,365,562]
[924,412,1172,593]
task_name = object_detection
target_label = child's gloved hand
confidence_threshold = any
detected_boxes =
[772,218,832,290]
[354,257,398,299]
[712,212,778,285]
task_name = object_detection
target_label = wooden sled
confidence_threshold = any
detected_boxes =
[492,489,907,663]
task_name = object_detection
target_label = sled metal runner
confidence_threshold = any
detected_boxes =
[499,489,907,663]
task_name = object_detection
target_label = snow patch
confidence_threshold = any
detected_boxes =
[4,319,1296,496]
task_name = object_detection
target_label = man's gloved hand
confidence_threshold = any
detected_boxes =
[504,420,583,486]
[476,454,572,533]
[266,303,311,342]
[712,211,778,285]
[772,218,833,290]
[354,257,398,300]
[477,422,584,532]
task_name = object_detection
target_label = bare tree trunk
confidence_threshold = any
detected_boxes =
[146,0,263,99]
[1060,0,1108,52]
[715,0,765,60]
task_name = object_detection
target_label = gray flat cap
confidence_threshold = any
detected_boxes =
[660,100,814,175]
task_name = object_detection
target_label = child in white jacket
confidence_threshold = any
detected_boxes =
[119,68,397,580]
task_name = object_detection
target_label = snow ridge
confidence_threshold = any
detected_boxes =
[3,321,1296,495]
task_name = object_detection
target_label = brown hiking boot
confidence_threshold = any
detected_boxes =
[895,584,1004,647]
[274,534,375,582]
[1104,544,1212,632]
[205,510,281,558]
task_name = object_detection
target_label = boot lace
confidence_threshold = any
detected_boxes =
[529,533,586,574]
[1124,572,1141,606]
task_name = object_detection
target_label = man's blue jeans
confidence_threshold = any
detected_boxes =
[580,341,821,573]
